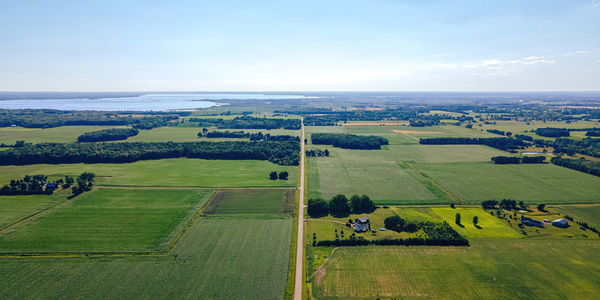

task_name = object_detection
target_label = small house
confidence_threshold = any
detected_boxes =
[354,217,370,232]
[521,216,544,228]
[552,219,569,228]
[45,183,58,191]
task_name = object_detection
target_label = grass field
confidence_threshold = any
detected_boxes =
[554,205,600,226]
[0,126,126,144]
[0,188,212,253]
[312,239,600,299]
[0,158,297,188]
[431,207,522,239]
[204,189,295,216]
[416,162,600,204]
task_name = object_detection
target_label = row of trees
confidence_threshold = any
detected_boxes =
[311,133,389,150]
[586,131,600,137]
[77,128,139,142]
[419,137,528,151]
[0,174,53,195]
[200,130,299,142]
[551,157,600,177]
[491,156,545,164]
[305,149,329,157]
[514,134,534,141]
[188,116,301,130]
[481,199,522,210]
[269,171,288,180]
[307,194,376,218]
[71,172,95,196]
[0,109,181,129]
[535,127,570,137]
[0,140,301,166]
[487,129,512,136]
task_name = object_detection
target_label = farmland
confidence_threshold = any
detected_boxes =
[0,188,213,253]
[0,158,297,188]
[312,239,600,299]
[0,125,126,144]
[0,194,64,228]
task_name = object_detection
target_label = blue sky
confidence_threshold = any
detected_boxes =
[1,0,599,91]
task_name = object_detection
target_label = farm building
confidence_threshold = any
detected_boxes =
[354,217,370,232]
[521,216,544,228]
[45,183,58,191]
[552,219,569,228]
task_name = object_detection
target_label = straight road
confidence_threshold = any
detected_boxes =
[294,119,305,300]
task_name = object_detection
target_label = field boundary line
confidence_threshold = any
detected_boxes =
[96,185,296,190]
[405,162,462,204]
[0,194,78,236]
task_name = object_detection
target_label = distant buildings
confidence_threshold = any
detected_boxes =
[552,219,569,228]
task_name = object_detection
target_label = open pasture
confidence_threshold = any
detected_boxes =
[0,126,126,144]
[312,239,600,299]
[0,188,212,253]
[0,158,297,188]
[415,162,600,204]
[431,207,521,239]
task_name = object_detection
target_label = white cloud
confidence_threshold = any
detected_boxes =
[564,50,590,56]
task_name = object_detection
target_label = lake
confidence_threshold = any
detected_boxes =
[0,93,308,111]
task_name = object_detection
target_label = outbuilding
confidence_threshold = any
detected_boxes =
[552,219,569,228]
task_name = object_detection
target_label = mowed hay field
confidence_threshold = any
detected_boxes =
[312,240,600,299]
[0,188,213,253]
[415,162,600,204]
[0,158,297,188]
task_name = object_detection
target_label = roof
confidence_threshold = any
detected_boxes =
[356,217,369,223]
[552,219,568,225]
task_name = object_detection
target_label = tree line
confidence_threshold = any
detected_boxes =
[305,149,329,157]
[535,127,570,138]
[199,130,299,142]
[491,155,545,164]
[187,116,301,130]
[307,194,376,218]
[551,157,600,177]
[419,137,527,151]
[0,174,53,195]
[0,109,181,129]
[311,133,389,150]
[77,128,139,142]
[0,140,300,166]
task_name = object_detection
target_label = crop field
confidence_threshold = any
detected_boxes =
[312,239,600,299]
[554,205,600,225]
[0,188,213,253]
[125,127,299,142]
[0,126,126,144]
[415,162,600,204]
[308,144,508,204]
[0,194,65,228]
[0,158,297,188]
[204,189,295,216]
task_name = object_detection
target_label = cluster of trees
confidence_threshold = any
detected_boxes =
[188,116,301,130]
[551,138,600,158]
[564,214,600,236]
[201,130,247,138]
[514,134,534,141]
[0,140,27,148]
[0,174,53,195]
[410,118,440,127]
[77,128,139,142]
[307,194,376,218]
[535,127,570,138]
[71,172,95,196]
[315,235,469,247]
[551,157,600,177]
[419,137,527,151]
[0,109,181,129]
[311,133,389,150]
[481,199,522,210]
[586,131,600,137]
[305,149,329,157]
[491,155,545,164]
[384,216,418,233]
[487,129,512,136]
[269,171,288,180]
[0,140,301,166]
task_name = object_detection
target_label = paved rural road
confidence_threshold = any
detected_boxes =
[294,119,305,300]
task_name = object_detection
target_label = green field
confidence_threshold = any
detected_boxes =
[204,189,295,216]
[312,239,600,299]
[416,162,600,204]
[554,205,600,226]
[0,126,126,144]
[0,188,212,253]
[0,158,297,188]
[0,194,64,228]
[431,207,522,239]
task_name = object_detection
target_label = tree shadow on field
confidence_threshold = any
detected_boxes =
[475,225,482,229]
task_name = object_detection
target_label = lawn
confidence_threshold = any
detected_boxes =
[0,126,126,144]
[312,239,600,299]
[431,207,522,239]
[415,162,600,204]
[204,189,295,216]
[0,188,213,253]
[0,158,298,188]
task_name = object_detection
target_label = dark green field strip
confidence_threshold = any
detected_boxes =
[203,188,296,216]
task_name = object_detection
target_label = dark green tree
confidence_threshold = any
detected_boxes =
[328,194,351,217]
[278,171,289,180]
[269,171,278,180]
[455,213,461,225]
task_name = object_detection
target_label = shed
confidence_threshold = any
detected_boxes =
[552,219,569,228]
